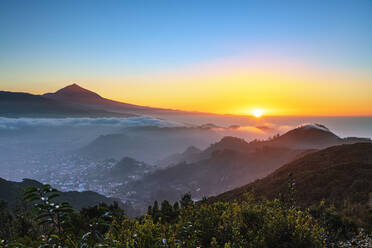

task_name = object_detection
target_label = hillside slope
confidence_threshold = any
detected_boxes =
[214,143,372,208]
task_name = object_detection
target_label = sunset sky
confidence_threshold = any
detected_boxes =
[0,0,371,116]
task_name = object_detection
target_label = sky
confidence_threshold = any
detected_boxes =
[0,0,371,116]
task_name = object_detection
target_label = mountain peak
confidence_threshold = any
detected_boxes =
[56,83,96,94]
[67,83,81,89]
[206,136,250,153]
[270,123,342,149]
[295,123,331,133]
[45,83,102,101]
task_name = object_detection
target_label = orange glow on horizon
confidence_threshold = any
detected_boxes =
[5,56,372,117]
[92,57,372,116]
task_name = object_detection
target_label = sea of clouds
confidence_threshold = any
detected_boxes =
[0,117,181,130]
[0,117,298,142]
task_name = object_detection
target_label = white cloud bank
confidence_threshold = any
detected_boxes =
[0,117,181,130]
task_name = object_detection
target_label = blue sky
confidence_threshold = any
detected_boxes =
[0,0,371,115]
[1,0,371,74]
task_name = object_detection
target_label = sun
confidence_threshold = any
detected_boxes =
[251,109,264,118]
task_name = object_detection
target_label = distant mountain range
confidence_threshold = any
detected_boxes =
[117,124,371,208]
[124,144,303,206]
[80,123,370,165]
[79,125,220,163]
[160,123,371,166]
[0,83,183,117]
[0,90,121,117]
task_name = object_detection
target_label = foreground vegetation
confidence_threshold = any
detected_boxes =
[0,182,371,248]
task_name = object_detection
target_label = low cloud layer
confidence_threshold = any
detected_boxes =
[0,117,296,141]
[0,117,181,130]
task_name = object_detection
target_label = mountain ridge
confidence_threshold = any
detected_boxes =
[0,90,129,117]
[159,123,371,167]
[43,83,186,115]
[0,83,187,117]
[211,142,372,208]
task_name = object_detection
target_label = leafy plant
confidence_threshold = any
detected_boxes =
[23,184,73,246]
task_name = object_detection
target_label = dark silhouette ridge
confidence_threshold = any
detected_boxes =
[0,90,128,117]
[0,177,138,215]
[1,83,193,117]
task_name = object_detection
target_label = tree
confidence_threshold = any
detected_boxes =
[0,201,13,240]
[151,200,162,222]
[180,193,193,208]
[147,205,153,216]
[160,200,174,223]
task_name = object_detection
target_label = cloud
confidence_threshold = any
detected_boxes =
[0,117,181,130]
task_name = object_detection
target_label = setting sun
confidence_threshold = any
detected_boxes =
[252,109,264,118]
